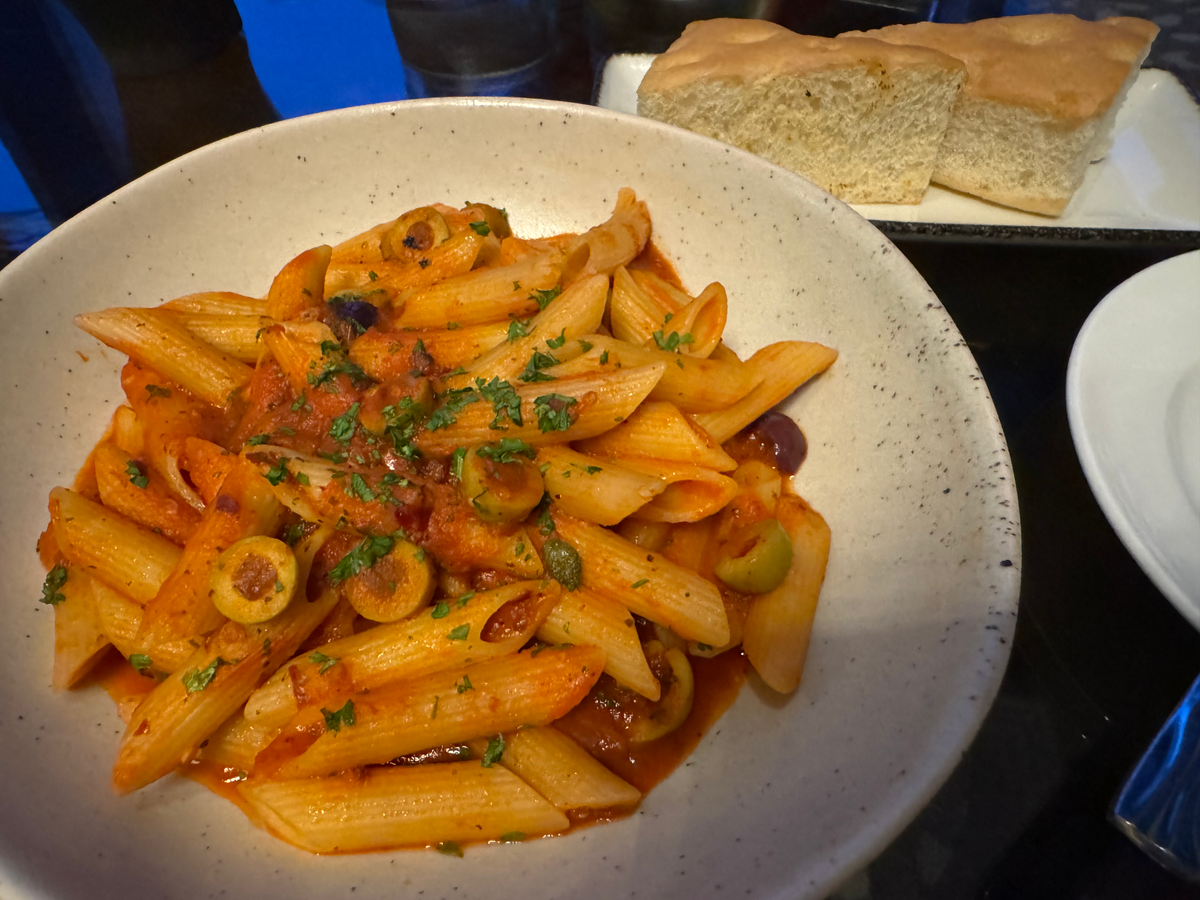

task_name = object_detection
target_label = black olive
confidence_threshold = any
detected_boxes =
[748,411,808,474]
[334,299,379,333]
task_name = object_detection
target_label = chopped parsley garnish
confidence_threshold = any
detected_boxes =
[129,653,153,675]
[290,392,310,413]
[446,321,461,330]
[263,458,290,486]
[437,841,463,857]
[431,600,450,619]
[578,340,593,352]
[368,270,378,281]
[599,350,609,365]
[40,565,68,605]
[631,579,649,589]
[381,398,422,460]
[182,657,231,694]
[125,460,149,489]
[545,329,567,350]
[347,473,375,502]
[245,433,271,446]
[309,650,339,674]
[468,220,490,236]
[519,350,559,383]
[664,312,675,324]
[456,675,474,693]
[696,643,713,652]
[652,330,695,352]
[282,522,307,546]
[476,438,536,464]
[537,508,555,535]
[328,534,394,584]
[534,393,577,432]
[506,319,530,342]
[425,387,480,431]
[481,734,505,767]
[475,377,522,429]
[530,286,561,311]
[447,624,470,641]
[457,591,474,607]
[451,446,466,480]
[308,345,373,391]
[585,465,602,474]
[145,384,172,399]
[329,403,360,443]
[430,695,439,718]
[321,699,355,732]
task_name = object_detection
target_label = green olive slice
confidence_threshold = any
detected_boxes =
[210,535,298,624]
[713,517,794,594]
[343,538,435,622]
[380,207,452,260]
[628,641,694,743]
[459,444,544,524]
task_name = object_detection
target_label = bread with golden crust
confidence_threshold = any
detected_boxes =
[637,19,967,204]
[844,15,1159,215]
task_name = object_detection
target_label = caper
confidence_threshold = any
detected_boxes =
[542,537,582,591]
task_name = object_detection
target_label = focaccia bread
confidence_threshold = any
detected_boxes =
[637,18,967,204]
[844,15,1159,215]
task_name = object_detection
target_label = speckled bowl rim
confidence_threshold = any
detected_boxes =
[0,97,1021,900]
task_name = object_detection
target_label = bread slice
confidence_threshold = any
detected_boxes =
[844,16,1159,215]
[637,19,966,204]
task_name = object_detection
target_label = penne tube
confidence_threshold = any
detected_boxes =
[266,245,331,321]
[693,341,839,444]
[546,335,756,413]
[260,320,340,397]
[110,405,145,457]
[609,265,677,347]
[52,567,111,690]
[135,457,285,655]
[330,217,395,264]
[94,441,202,544]
[49,487,182,604]
[395,251,561,329]
[181,437,236,506]
[537,586,659,700]
[575,401,737,471]
[741,494,831,694]
[200,712,277,771]
[92,579,196,672]
[75,307,252,408]
[239,762,569,853]
[413,363,666,455]
[569,188,651,275]
[537,445,666,527]
[455,273,609,385]
[660,281,727,359]
[260,644,605,780]
[112,527,338,793]
[348,323,510,381]
[548,511,729,647]
[172,313,268,363]
[243,581,561,732]
[617,458,740,524]
[326,230,483,295]
[468,726,641,812]
[161,291,268,316]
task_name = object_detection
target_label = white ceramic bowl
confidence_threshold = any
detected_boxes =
[0,98,1020,900]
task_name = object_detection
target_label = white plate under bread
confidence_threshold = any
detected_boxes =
[598,53,1200,231]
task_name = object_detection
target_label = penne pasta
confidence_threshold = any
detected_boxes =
[575,401,737,471]
[49,487,182,604]
[75,307,253,408]
[239,762,569,853]
[693,341,839,443]
[617,458,740,524]
[52,567,111,691]
[161,291,267,316]
[172,313,268,363]
[537,587,659,700]
[741,495,831,694]
[537,445,666,527]
[395,251,561,329]
[467,726,641,812]
[549,511,730,647]
[266,245,331,321]
[93,441,202,544]
[569,187,651,275]
[259,644,605,780]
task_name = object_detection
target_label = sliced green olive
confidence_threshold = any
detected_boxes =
[210,535,298,624]
[713,518,794,594]
[380,207,452,260]
[359,378,435,434]
[459,445,544,524]
[343,538,435,622]
[628,641,694,743]
[463,203,512,240]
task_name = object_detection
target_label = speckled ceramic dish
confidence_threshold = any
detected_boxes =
[0,98,1019,900]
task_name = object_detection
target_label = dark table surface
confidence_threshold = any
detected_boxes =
[2,1,1199,898]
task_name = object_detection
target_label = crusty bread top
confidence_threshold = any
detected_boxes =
[638,18,965,96]
[843,15,1158,123]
